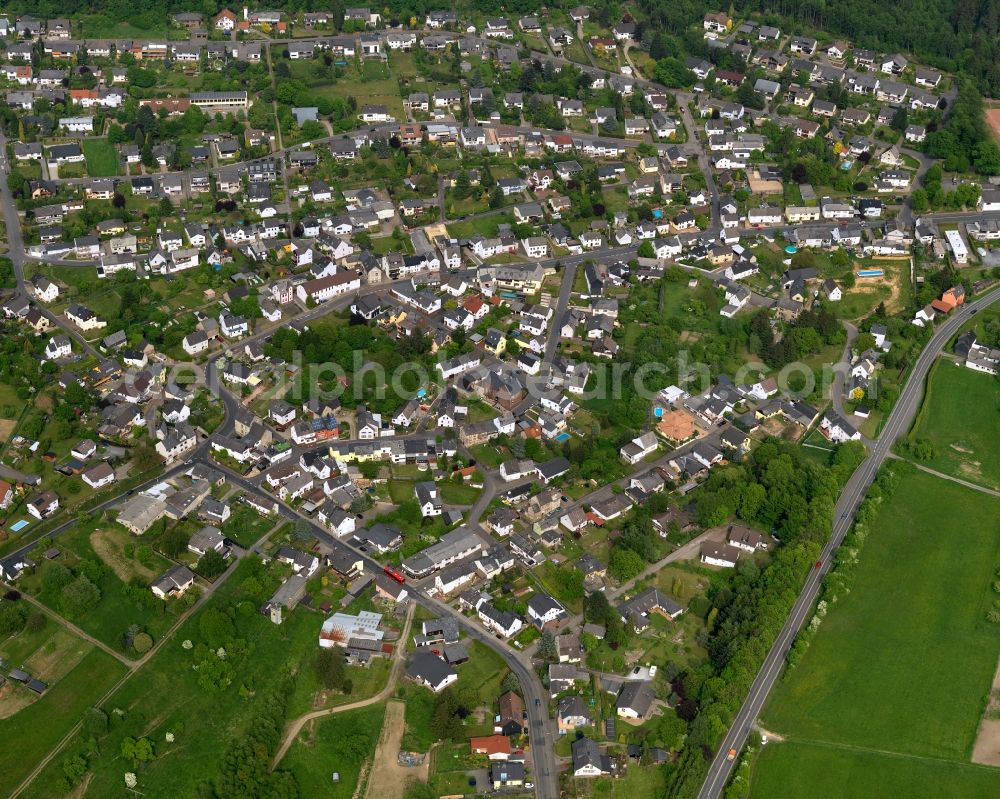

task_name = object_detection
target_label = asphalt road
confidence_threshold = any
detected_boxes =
[697,286,1000,799]
[214,462,561,798]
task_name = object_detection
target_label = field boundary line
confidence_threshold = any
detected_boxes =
[777,734,1000,772]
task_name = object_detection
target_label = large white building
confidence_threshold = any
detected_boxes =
[318,610,384,648]
[945,229,968,264]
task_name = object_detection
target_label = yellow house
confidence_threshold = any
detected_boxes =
[485,328,507,356]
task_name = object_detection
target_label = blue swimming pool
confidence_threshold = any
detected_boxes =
[555,433,571,442]
[10,519,28,532]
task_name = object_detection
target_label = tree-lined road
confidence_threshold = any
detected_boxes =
[698,286,1000,799]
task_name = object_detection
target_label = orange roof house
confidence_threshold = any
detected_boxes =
[942,286,965,308]
[932,286,965,314]
[463,295,484,315]
[656,409,699,443]
[470,735,512,760]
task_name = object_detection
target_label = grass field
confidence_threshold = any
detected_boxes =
[751,740,1000,799]
[287,656,391,717]
[278,703,385,798]
[16,558,322,798]
[388,479,416,505]
[752,468,1000,796]
[906,359,1000,489]
[18,519,180,652]
[81,140,119,177]
[0,647,127,796]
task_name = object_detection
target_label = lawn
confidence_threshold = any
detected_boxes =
[440,481,482,506]
[455,640,508,700]
[397,679,436,751]
[445,213,514,239]
[906,359,1000,490]
[81,139,119,177]
[753,468,1000,795]
[835,283,891,320]
[278,703,385,799]
[220,503,278,548]
[750,740,1000,799]
[570,763,668,798]
[388,479,416,505]
[308,61,405,119]
[535,561,585,614]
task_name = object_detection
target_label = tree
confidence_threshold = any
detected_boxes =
[85,707,108,738]
[61,753,87,785]
[133,632,153,654]
[537,630,557,660]
[314,648,350,691]
[197,549,227,579]
[906,438,936,460]
[853,332,877,353]
[198,607,235,648]
[500,671,520,694]
[637,240,655,258]
[61,575,100,617]
[0,601,28,635]
[609,546,645,582]
[121,736,148,767]
[160,526,190,558]
[584,590,613,625]
[132,444,162,473]
[430,689,463,741]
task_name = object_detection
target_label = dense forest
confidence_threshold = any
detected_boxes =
[637,0,1000,97]
[10,0,1000,97]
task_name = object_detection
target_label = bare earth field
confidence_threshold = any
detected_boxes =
[364,699,428,799]
[987,109,1000,145]
[972,657,1000,766]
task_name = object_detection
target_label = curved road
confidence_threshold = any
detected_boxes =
[698,286,1000,798]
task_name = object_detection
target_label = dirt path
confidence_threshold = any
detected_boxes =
[363,700,429,799]
[10,589,133,667]
[755,726,786,743]
[972,657,1000,765]
[8,541,267,799]
[270,601,416,769]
